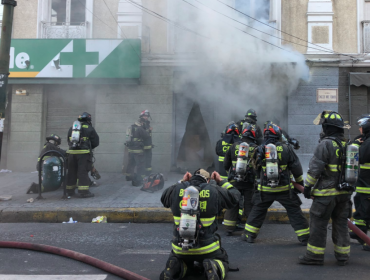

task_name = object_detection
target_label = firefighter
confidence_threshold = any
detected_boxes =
[349,115,370,251]
[160,169,240,280]
[223,123,258,235]
[125,112,151,186]
[66,112,99,198]
[299,111,352,266]
[141,110,153,175]
[237,109,263,145]
[28,134,67,194]
[215,122,240,180]
[243,122,309,245]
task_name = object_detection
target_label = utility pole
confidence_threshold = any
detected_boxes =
[0,0,17,118]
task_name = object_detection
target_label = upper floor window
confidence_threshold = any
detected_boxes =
[235,0,270,22]
[38,0,93,39]
[51,0,86,25]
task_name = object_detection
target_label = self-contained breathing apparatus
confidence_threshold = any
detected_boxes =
[327,137,359,192]
[178,186,201,250]
[232,142,250,182]
[265,144,279,187]
[70,121,82,148]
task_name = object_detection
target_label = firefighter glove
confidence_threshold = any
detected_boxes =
[303,187,312,199]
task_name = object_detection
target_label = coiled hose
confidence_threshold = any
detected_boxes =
[0,241,150,280]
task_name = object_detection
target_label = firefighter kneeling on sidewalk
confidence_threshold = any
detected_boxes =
[299,111,353,266]
[66,112,99,198]
[160,169,240,280]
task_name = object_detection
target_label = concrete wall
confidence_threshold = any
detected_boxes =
[13,0,38,38]
[94,65,173,173]
[333,0,358,54]
[288,66,339,170]
[281,0,309,54]
[93,0,120,39]
[6,85,45,172]
[338,67,370,140]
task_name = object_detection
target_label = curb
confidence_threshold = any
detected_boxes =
[0,207,310,223]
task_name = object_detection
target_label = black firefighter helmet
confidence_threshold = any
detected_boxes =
[78,112,92,123]
[242,123,257,141]
[263,121,282,139]
[225,121,240,135]
[140,109,152,120]
[357,114,370,134]
[245,109,257,121]
[46,134,61,146]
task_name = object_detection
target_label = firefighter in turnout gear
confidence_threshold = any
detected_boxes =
[160,169,240,280]
[28,134,67,194]
[237,109,263,145]
[349,115,370,251]
[215,122,240,181]
[299,111,352,266]
[125,113,151,186]
[141,110,153,175]
[66,112,99,198]
[244,122,309,245]
[223,123,258,235]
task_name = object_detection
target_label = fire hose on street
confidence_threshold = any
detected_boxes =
[292,182,370,245]
[0,241,150,280]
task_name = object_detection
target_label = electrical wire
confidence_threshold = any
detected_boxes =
[216,0,358,59]
[188,0,349,57]
[127,0,291,54]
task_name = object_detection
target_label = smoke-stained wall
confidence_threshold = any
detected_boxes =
[288,66,339,171]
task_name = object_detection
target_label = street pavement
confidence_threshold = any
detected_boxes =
[0,223,368,280]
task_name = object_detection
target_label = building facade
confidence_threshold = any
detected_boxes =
[0,0,369,173]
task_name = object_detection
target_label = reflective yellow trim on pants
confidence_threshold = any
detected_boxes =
[78,185,89,191]
[172,241,220,255]
[334,244,350,255]
[221,182,233,189]
[312,188,349,196]
[128,149,144,154]
[66,185,76,190]
[215,260,225,280]
[238,209,243,216]
[295,228,310,236]
[356,187,370,194]
[307,243,325,254]
[200,217,215,227]
[258,184,290,192]
[223,219,236,227]
[245,223,260,234]
[218,156,224,162]
[174,216,180,225]
[67,150,90,154]
[144,145,152,149]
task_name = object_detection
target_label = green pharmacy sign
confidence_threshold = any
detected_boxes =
[8,39,141,79]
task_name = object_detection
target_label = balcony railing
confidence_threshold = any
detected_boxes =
[41,22,87,39]
[364,21,370,53]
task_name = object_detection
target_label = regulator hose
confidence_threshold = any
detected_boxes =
[0,241,150,280]
[292,182,370,246]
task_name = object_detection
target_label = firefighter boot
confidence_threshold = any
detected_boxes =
[363,243,370,251]
[203,259,221,280]
[159,257,182,280]
[349,230,366,245]
[298,255,324,266]
[66,188,76,196]
[78,190,94,198]
[242,233,255,243]
[27,183,39,194]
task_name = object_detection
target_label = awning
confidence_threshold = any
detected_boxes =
[350,72,370,87]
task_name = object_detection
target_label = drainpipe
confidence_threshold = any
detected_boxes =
[348,73,352,140]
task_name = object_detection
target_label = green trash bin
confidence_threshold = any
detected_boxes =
[42,156,63,192]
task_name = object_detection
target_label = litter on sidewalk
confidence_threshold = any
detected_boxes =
[92,216,107,223]
[63,217,77,223]
[0,169,12,173]
[0,195,12,201]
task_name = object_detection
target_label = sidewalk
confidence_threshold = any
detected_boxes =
[0,171,312,223]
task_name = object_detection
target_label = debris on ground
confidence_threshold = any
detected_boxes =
[63,217,77,223]
[0,195,12,201]
[92,216,107,223]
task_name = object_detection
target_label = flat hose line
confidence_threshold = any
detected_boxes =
[0,241,150,280]
[292,182,370,245]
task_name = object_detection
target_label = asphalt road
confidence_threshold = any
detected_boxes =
[0,223,368,280]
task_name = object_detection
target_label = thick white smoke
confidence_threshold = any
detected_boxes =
[171,0,309,131]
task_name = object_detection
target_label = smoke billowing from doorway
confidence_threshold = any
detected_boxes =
[171,0,309,130]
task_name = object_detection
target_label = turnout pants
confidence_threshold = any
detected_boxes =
[244,191,309,241]
[353,192,370,233]
[143,148,152,175]
[126,151,145,185]
[224,186,254,230]
[66,153,92,193]
[218,160,228,181]
[163,248,229,280]
[304,194,351,262]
